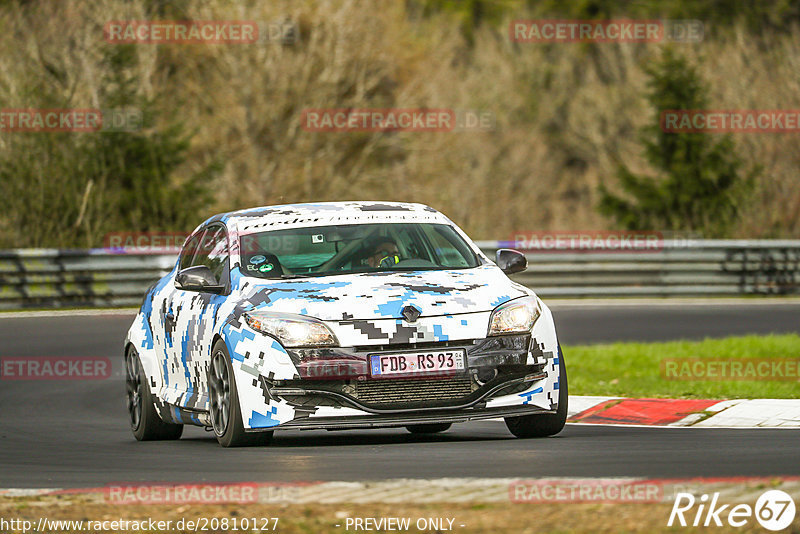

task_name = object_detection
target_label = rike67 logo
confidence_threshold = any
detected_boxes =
[668,490,796,531]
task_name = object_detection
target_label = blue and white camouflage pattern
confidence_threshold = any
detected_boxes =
[125,202,561,430]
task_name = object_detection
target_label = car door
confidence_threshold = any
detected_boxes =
[170,224,231,410]
[152,228,205,406]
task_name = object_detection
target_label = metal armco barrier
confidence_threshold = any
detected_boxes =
[478,239,800,298]
[1,240,799,309]
[0,250,177,309]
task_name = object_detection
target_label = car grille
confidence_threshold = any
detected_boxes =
[355,376,473,406]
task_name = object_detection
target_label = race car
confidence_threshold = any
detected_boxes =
[125,202,567,447]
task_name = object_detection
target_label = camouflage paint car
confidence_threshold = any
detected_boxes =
[125,202,566,447]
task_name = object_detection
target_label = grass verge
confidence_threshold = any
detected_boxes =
[566,334,800,399]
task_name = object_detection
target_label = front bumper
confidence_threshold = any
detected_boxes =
[224,301,562,431]
[264,334,547,415]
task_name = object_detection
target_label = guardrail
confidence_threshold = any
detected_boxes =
[0,250,177,309]
[1,240,799,309]
[478,240,800,298]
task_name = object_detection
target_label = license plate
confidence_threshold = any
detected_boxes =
[369,349,466,377]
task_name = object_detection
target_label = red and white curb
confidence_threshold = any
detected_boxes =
[568,396,800,428]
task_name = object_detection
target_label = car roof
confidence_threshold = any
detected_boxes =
[198,201,449,234]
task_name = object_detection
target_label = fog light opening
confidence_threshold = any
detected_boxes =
[474,367,498,386]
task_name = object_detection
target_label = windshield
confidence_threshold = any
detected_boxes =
[239,223,480,278]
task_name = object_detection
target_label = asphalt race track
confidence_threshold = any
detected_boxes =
[1,302,799,488]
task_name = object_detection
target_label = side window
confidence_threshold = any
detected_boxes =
[195,225,229,282]
[179,232,203,271]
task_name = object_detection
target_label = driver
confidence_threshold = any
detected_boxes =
[366,238,401,268]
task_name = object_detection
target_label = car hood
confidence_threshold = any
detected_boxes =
[235,264,530,322]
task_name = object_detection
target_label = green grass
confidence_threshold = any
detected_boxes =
[565,334,800,399]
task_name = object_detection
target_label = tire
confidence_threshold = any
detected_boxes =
[505,344,568,438]
[405,423,452,434]
[126,347,183,441]
[208,340,273,448]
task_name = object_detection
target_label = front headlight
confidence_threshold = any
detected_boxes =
[243,311,339,347]
[488,296,541,336]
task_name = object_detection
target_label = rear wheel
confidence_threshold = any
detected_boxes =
[126,348,183,441]
[405,423,452,434]
[208,340,273,448]
[505,345,568,438]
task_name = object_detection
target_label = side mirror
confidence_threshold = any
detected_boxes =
[496,248,527,275]
[175,265,226,294]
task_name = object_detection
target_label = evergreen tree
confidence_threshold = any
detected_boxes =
[598,47,758,236]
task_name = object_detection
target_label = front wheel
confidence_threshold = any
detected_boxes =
[505,345,568,438]
[126,348,183,441]
[208,340,273,448]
